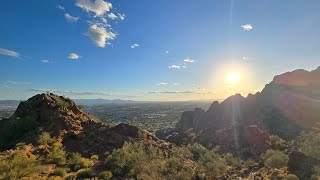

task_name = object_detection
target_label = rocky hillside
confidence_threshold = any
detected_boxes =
[0,93,169,155]
[158,66,320,159]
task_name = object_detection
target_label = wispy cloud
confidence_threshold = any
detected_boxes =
[131,44,140,49]
[148,88,213,95]
[118,13,125,20]
[86,24,116,47]
[108,13,117,20]
[154,82,180,86]
[75,0,112,17]
[41,60,55,64]
[241,24,253,31]
[64,13,79,23]
[27,88,111,96]
[68,53,81,60]
[5,81,31,85]
[165,51,169,54]
[168,64,181,69]
[242,56,248,60]
[155,82,169,86]
[57,5,65,11]
[0,48,20,58]
[183,58,195,63]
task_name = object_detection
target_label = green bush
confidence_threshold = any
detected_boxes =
[38,132,55,145]
[64,173,76,180]
[187,143,226,178]
[91,154,99,160]
[285,174,299,180]
[76,169,95,179]
[104,142,226,179]
[261,149,289,169]
[48,147,67,166]
[98,171,113,180]
[295,132,320,160]
[67,153,94,171]
[55,97,71,107]
[50,168,67,177]
[0,150,41,179]
[48,176,63,180]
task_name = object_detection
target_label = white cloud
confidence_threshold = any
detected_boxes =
[64,13,79,23]
[242,56,248,60]
[5,81,31,85]
[165,51,169,54]
[183,58,195,63]
[182,65,187,68]
[108,13,117,20]
[57,5,65,10]
[68,53,80,59]
[155,82,168,86]
[241,24,253,31]
[118,13,125,20]
[41,60,55,64]
[0,48,20,58]
[75,0,112,17]
[168,65,181,69]
[131,44,140,48]
[173,83,181,86]
[86,24,116,47]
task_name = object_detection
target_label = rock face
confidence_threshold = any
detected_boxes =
[164,67,320,158]
[0,93,169,155]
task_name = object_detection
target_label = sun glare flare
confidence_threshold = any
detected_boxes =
[227,72,241,84]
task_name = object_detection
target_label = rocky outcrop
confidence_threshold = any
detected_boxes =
[162,66,320,158]
[0,93,170,155]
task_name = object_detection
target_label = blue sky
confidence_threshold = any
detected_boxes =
[1,0,320,100]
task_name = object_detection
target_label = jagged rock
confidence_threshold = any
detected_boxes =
[161,66,320,158]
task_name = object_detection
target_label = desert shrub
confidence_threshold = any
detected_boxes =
[56,97,71,107]
[67,153,94,171]
[76,169,95,179]
[91,154,99,160]
[48,176,64,180]
[0,150,41,179]
[223,153,241,167]
[187,143,226,178]
[295,132,320,160]
[285,174,299,180]
[261,149,288,169]
[99,171,113,180]
[38,132,55,145]
[64,173,76,180]
[50,168,67,177]
[104,142,153,177]
[104,142,228,179]
[163,156,194,180]
[48,146,67,166]
[270,135,288,150]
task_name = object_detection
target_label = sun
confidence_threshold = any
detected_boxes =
[226,72,241,84]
